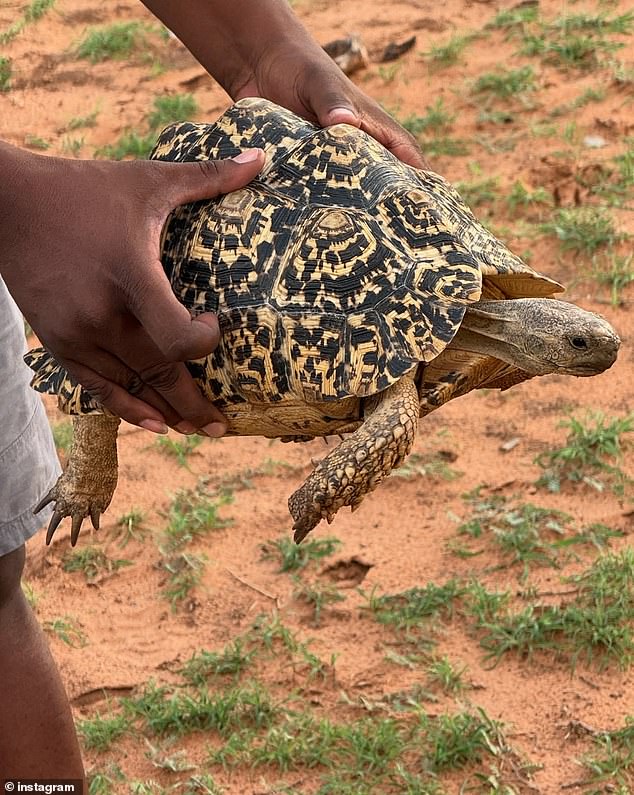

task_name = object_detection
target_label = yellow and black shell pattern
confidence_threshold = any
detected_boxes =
[26,97,553,414]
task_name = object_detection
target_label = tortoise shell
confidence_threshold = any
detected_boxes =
[26,97,561,414]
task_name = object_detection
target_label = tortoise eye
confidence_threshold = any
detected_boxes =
[570,336,589,350]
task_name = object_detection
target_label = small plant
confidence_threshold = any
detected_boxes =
[582,716,634,789]
[62,547,132,582]
[44,616,87,647]
[425,33,475,66]
[427,656,468,693]
[477,549,634,669]
[154,434,203,467]
[487,5,539,31]
[77,22,149,63]
[536,412,633,495]
[148,93,198,131]
[181,639,256,685]
[114,509,147,547]
[260,535,341,572]
[293,577,345,626]
[24,135,50,150]
[67,108,100,130]
[94,130,156,161]
[0,0,55,44]
[162,551,207,608]
[541,207,620,254]
[78,710,131,752]
[473,65,535,99]
[62,136,85,157]
[591,252,634,307]
[162,486,233,552]
[0,57,11,91]
[506,180,551,212]
[399,98,455,136]
[368,580,464,635]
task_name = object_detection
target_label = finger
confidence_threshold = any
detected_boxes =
[127,152,265,363]
[304,76,428,170]
[62,358,169,432]
[134,359,227,437]
[71,346,183,427]
[158,149,266,208]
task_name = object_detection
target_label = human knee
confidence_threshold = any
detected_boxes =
[0,545,26,606]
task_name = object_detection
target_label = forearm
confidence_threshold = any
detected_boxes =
[140,0,322,97]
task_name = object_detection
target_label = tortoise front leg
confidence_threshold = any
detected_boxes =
[289,372,419,543]
[35,415,120,546]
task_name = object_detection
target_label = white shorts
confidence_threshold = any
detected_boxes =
[0,279,60,556]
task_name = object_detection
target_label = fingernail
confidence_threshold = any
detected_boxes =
[327,107,358,125]
[140,419,169,434]
[232,148,263,163]
[175,421,198,435]
[202,422,226,438]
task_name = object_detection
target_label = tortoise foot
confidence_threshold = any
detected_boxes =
[35,472,111,546]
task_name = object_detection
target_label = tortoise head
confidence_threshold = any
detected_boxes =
[459,298,620,376]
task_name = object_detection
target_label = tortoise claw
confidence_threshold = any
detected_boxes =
[90,509,101,531]
[71,515,84,546]
[46,510,64,545]
[34,491,55,514]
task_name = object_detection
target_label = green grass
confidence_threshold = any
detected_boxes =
[67,108,100,130]
[541,208,620,254]
[292,577,345,626]
[368,580,464,637]
[399,98,455,136]
[162,551,207,608]
[472,65,535,99]
[24,134,50,150]
[114,509,148,547]
[425,33,476,66]
[487,5,539,31]
[476,549,634,669]
[591,140,634,208]
[78,710,132,752]
[62,547,132,582]
[94,130,156,161]
[427,656,468,694]
[148,93,197,131]
[260,535,341,572]
[535,412,633,496]
[96,94,198,160]
[0,0,55,44]
[76,22,149,63]
[0,57,11,91]
[181,639,256,686]
[44,616,87,647]
[453,177,499,209]
[51,419,73,453]
[456,493,575,579]
[591,252,634,307]
[506,180,551,213]
[154,434,203,467]
[162,486,233,552]
[583,716,634,790]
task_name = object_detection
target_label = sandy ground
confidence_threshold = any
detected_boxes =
[1,0,633,792]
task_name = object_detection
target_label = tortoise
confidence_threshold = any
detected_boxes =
[26,97,620,547]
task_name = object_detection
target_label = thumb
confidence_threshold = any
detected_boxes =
[162,148,265,207]
[130,149,265,361]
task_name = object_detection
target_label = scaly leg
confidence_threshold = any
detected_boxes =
[35,415,120,546]
[289,372,419,542]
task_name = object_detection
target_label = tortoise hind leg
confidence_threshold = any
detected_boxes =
[289,372,419,542]
[36,415,120,546]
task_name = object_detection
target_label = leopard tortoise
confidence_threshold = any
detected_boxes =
[27,98,620,546]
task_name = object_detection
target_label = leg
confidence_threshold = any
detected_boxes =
[289,372,419,542]
[36,415,120,546]
[0,544,84,777]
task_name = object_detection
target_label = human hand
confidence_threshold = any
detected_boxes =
[141,0,426,170]
[0,143,264,435]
